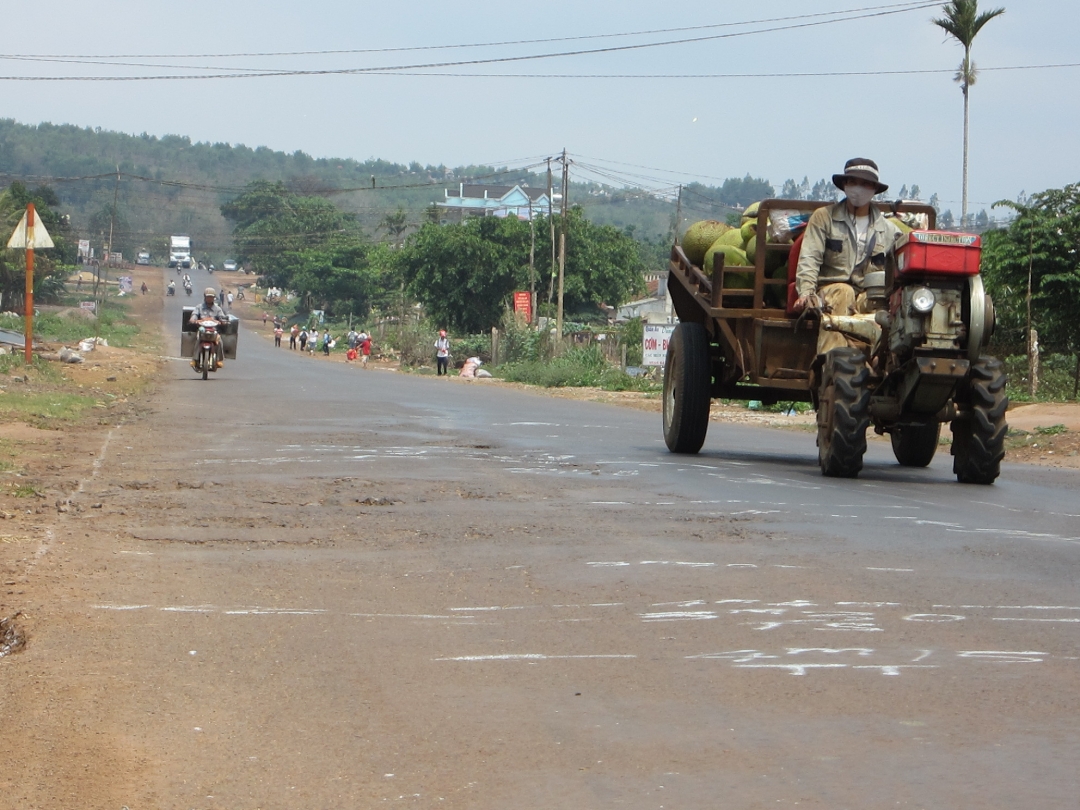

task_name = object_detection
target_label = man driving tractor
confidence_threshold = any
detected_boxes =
[793,157,902,355]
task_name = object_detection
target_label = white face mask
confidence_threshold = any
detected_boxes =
[845,185,875,208]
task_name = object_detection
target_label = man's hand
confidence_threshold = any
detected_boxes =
[793,294,811,313]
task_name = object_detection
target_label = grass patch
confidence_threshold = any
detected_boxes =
[11,484,38,498]
[0,298,140,348]
[0,391,102,427]
[1034,424,1068,436]
[497,347,660,392]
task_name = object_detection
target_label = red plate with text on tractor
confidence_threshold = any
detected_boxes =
[896,230,981,277]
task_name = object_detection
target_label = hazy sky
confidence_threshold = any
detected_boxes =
[3,0,1075,214]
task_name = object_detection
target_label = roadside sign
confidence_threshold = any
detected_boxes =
[80,301,96,312]
[78,239,90,258]
[642,324,675,367]
[6,209,54,249]
[513,291,532,322]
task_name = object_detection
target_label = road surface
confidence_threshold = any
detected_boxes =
[5,270,1079,809]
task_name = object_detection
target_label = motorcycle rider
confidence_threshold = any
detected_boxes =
[189,287,228,367]
[167,280,176,296]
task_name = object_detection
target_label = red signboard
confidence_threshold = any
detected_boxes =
[513,291,532,321]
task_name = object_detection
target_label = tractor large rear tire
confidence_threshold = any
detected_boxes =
[891,422,942,467]
[816,348,870,478]
[663,322,712,454]
[951,356,1007,484]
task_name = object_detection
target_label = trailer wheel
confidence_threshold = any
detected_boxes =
[816,348,870,477]
[891,422,941,467]
[951,356,1007,484]
[663,322,712,454]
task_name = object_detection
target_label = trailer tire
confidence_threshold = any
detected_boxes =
[890,422,941,467]
[663,322,712,454]
[951,356,1007,484]
[816,348,870,478]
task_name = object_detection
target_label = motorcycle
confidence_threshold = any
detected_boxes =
[193,318,222,380]
[185,284,193,296]
[167,285,176,296]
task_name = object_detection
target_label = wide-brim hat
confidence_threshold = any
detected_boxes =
[832,158,888,194]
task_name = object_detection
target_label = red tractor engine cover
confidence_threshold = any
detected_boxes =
[896,230,981,277]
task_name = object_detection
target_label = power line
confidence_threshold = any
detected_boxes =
[0,4,944,81]
[0,3,938,61]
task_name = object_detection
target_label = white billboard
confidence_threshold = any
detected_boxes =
[642,324,676,367]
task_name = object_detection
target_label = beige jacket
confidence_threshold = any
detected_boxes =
[795,201,901,297]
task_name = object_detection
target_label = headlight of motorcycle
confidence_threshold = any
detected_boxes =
[910,287,935,314]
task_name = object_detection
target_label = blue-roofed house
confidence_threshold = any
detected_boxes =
[438,184,553,221]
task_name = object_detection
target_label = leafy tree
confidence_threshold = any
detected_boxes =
[379,208,410,246]
[982,183,1080,393]
[714,175,774,208]
[810,179,839,202]
[398,216,531,334]
[221,181,390,317]
[933,0,1006,227]
[397,208,646,333]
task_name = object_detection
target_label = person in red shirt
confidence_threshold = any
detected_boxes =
[360,334,372,368]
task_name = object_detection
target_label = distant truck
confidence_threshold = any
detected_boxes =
[136,250,151,265]
[168,235,193,269]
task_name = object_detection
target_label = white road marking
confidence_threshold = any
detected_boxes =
[435,654,636,662]
[993,617,1080,623]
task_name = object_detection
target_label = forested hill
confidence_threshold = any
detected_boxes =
[1,119,582,260]
[2,118,928,264]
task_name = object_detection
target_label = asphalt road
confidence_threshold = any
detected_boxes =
[30,272,1080,809]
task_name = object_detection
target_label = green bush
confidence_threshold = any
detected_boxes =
[381,322,431,367]
[1004,353,1080,402]
[619,317,644,366]
[496,344,658,391]
[451,334,490,364]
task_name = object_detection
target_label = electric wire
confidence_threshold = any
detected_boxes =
[0,2,939,61]
[0,4,947,81]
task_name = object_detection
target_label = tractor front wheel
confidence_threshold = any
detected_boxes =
[816,348,870,478]
[891,422,942,467]
[951,357,1008,484]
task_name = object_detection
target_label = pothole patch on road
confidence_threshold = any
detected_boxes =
[0,613,27,659]
[356,496,401,506]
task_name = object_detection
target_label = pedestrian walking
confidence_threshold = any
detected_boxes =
[140,282,148,295]
[263,312,268,326]
[360,333,372,368]
[227,291,234,310]
[274,324,283,347]
[322,330,332,356]
[299,329,308,352]
[434,330,451,376]
[347,329,359,350]
[289,324,299,350]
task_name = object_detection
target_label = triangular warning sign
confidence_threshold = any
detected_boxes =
[7,209,54,249]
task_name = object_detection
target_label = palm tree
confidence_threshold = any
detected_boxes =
[933,0,1005,229]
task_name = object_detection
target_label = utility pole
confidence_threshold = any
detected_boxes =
[546,158,556,305]
[107,165,120,267]
[673,184,683,244]
[528,197,536,324]
[556,149,569,345]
